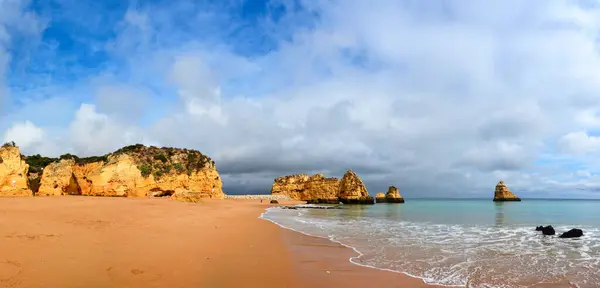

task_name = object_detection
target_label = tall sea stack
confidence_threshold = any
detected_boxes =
[493,181,521,202]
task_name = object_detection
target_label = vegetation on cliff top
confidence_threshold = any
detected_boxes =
[5,143,214,180]
[112,144,214,178]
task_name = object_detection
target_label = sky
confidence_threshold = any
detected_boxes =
[2,0,600,198]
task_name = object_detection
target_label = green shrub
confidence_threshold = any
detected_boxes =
[139,165,152,178]
[174,163,185,173]
[2,141,15,148]
[154,154,168,163]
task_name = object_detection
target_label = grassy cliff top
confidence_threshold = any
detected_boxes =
[1,142,214,178]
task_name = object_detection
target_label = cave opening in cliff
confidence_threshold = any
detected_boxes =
[150,188,175,197]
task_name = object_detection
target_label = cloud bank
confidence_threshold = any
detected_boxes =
[2,0,600,198]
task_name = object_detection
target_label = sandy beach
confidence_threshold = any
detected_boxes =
[0,197,436,288]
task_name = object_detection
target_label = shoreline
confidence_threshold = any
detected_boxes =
[261,204,444,288]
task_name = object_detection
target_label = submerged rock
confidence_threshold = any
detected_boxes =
[493,181,521,202]
[536,225,555,236]
[559,229,583,238]
[270,199,279,204]
[281,205,342,210]
[306,198,340,204]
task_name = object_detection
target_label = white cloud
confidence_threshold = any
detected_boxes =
[4,1,600,197]
[558,131,600,154]
[2,120,44,149]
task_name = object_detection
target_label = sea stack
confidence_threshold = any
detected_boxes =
[375,192,386,203]
[384,186,405,203]
[338,170,375,204]
[493,181,521,202]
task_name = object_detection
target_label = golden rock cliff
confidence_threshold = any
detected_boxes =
[338,170,374,204]
[0,144,33,196]
[21,144,224,200]
[270,169,374,204]
[493,181,521,202]
[270,173,339,203]
[384,185,405,203]
[37,159,79,196]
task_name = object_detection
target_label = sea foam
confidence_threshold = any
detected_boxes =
[261,205,600,288]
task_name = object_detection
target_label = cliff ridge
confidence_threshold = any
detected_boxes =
[1,143,224,201]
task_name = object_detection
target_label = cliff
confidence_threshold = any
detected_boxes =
[2,143,224,201]
[493,181,521,202]
[338,170,374,204]
[270,173,339,203]
[270,169,374,204]
[0,143,33,196]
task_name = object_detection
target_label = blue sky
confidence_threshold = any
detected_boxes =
[2,0,600,198]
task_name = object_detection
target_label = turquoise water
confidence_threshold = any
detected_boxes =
[261,199,600,287]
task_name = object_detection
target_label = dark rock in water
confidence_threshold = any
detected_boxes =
[535,226,543,231]
[281,205,342,210]
[306,198,340,204]
[339,196,375,205]
[270,200,279,204]
[559,229,583,238]
[540,225,555,236]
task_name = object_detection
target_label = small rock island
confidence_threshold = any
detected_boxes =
[375,186,405,203]
[493,181,521,201]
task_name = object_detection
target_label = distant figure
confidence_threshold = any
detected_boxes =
[261,199,263,203]
[11,180,16,187]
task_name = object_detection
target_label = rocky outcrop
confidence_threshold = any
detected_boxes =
[171,189,206,203]
[559,229,583,238]
[536,225,555,236]
[381,186,405,203]
[0,144,33,196]
[338,170,374,204]
[1,143,224,200]
[37,160,79,196]
[271,169,374,204]
[375,192,386,202]
[493,181,521,202]
[271,173,339,203]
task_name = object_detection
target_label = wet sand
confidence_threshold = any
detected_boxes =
[0,197,437,287]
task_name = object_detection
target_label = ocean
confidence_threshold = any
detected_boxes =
[260,199,600,288]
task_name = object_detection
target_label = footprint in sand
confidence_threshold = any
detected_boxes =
[0,261,22,281]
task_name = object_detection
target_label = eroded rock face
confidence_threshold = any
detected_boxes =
[0,145,33,196]
[16,144,225,199]
[493,181,521,202]
[271,170,374,204]
[385,186,405,203]
[72,150,224,199]
[270,173,339,202]
[375,192,386,203]
[338,170,374,204]
[37,159,80,196]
